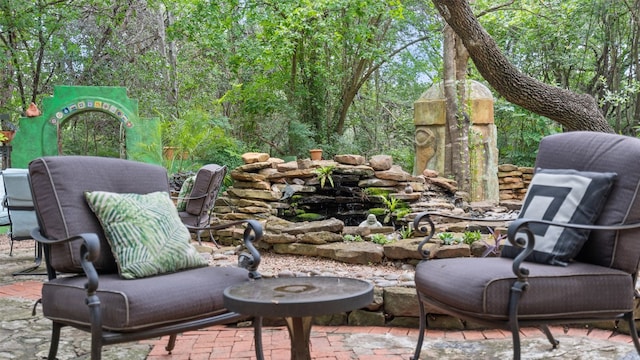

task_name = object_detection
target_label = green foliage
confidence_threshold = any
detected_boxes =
[343,234,363,242]
[4,0,640,171]
[162,110,245,171]
[295,212,325,221]
[462,230,482,245]
[313,165,335,188]
[399,225,413,239]
[368,208,386,216]
[437,232,458,245]
[370,233,393,245]
[379,194,409,224]
[494,99,561,166]
[60,112,122,158]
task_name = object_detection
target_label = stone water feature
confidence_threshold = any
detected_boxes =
[208,151,517,267]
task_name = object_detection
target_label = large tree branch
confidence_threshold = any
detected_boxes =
[432,0,613,133]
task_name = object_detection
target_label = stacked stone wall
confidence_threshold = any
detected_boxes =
[498,164,534,201]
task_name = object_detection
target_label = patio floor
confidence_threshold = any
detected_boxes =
[1,242,640,359]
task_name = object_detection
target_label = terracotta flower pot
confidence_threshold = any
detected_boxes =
[309,149,323,161]
[0,130,15,144]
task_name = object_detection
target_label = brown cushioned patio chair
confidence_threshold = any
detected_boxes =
[412,132,640,360]
[175,164,227,246]
[28,156,261,360]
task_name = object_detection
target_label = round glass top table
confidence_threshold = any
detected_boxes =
[224,276,374,360]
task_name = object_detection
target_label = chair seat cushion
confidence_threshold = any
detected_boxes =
[415,257,633,320]
[42,266,249,331]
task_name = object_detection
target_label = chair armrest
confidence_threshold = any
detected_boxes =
[414,211,640,285]
[185,219,263,279]
[30,227,101,293]
[171,193,207,202]
[506,218,640,281]
[413,211,527,281]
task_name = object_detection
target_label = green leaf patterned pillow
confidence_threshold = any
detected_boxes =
[176,175,195,211]
[84,190,208,279]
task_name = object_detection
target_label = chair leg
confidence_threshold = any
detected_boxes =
[47,322,62,360]
[508,281,528,360]
[539,325,559,349]
[411,294,427,360]
[12,242,45,276]
[165,334,177,353]
[625,312,640,355]
[209,228,220,248]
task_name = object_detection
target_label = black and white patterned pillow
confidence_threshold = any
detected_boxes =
[501,168,617,266]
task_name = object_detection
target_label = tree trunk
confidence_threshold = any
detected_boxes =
[432,0,613,133]
[443,25,456,176]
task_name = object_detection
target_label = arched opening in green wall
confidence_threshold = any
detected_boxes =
[59,111,125,158]
[10,86,161,168]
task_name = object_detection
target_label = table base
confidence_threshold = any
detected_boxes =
[254,316,314,360]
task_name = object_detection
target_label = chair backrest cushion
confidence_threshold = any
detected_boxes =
[535,132,640,273]
[185,164,227,222]
[29,156,171,273]
[175,175,195,211]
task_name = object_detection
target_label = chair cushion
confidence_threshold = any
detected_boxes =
[41,266,249,331]
[29,156,171,273]
[85,190,207,279]
[534,132,640,274]
[501,168,616,266]
[185,164,226,216]
[176,175,195,211]
[415,257,633,320]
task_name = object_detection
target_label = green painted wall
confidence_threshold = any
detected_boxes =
[11,86,161,168]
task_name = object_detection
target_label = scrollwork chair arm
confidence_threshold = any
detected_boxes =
[30,228,101,296]
[506,218,640,282]
[186,219,263,279]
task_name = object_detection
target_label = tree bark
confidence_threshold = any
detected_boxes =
[443,25,456,176]
[432,0,614,133]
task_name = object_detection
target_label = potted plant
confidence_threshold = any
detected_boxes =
[161,109,211,168]
[0,116,17,144]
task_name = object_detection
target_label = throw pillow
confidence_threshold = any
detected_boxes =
[176,175,196,211]
[84,190,208,279]
[501,168,617,266]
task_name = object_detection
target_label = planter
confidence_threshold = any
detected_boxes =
[164,146,189,160]
[0,130,15,144]
[163,146,179,159]
[309,149,323,161]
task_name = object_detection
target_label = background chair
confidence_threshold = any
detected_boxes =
[2,168,41,275]
[412,132,640,360]
[29,156,261,360]
[0,172,9,227]
[176,164,227,246]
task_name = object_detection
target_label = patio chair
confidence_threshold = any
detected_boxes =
[2,168,42,275]
[28,156,261,360]
[0,172,9,226]
[175,164,227,246]
[412,131,640,360]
